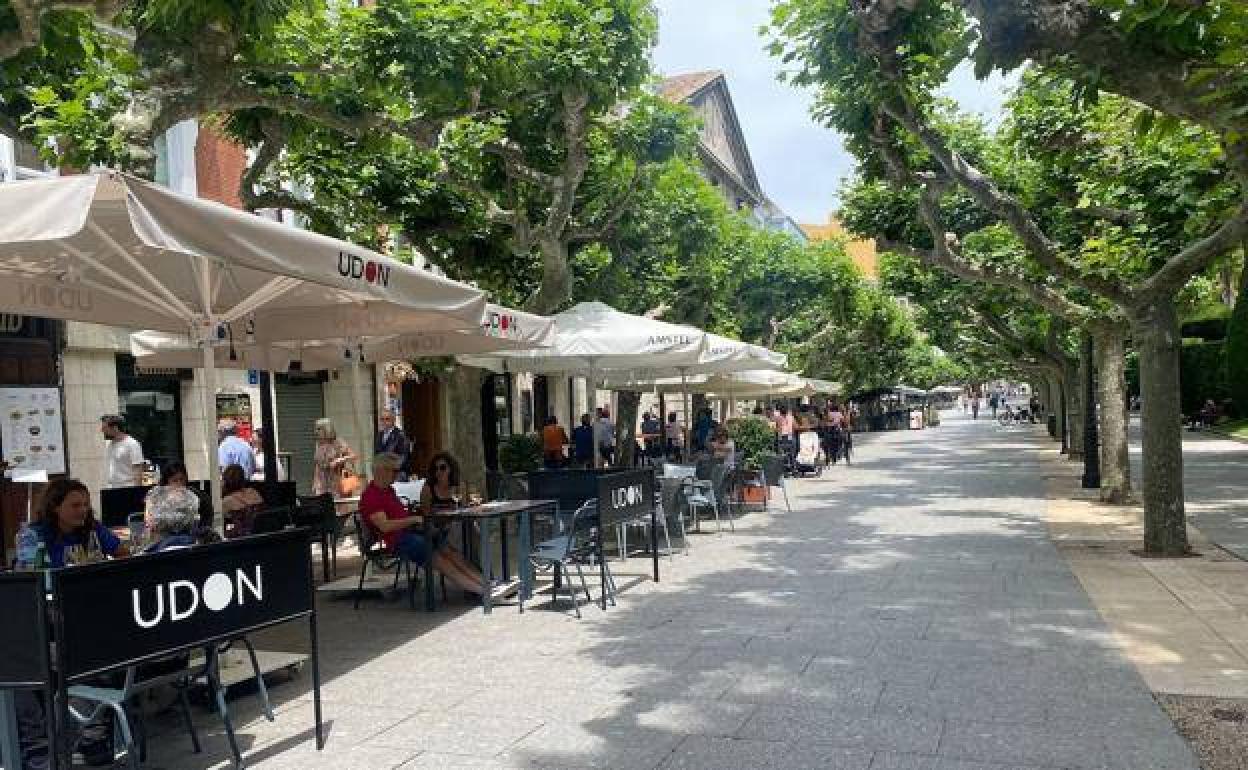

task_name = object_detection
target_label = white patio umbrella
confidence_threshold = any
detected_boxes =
[459,301,711,466]
[132,303,554,475]
[600,333,788,446]
[0,172,487,510]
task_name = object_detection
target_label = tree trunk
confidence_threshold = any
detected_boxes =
[1094,326,1132,503]
[615,390,641,467]
[1065,357,1084,460]
[1052,373,1067,449]
[448,365,489,495]
[530,236,572,315]
[1130,298,1189,556]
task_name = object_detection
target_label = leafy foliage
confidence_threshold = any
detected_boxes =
[726,416,775,470]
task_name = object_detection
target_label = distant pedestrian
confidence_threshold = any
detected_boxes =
[571,414,595,468]
[217,419,256,480]
[375,409,411,479]
[541,415,569,468]
[101,414,145,489]
[665,412,684,461]
[595,407,616,465]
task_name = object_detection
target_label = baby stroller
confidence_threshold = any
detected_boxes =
[793,431,824,477]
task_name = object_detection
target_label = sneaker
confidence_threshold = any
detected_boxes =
[490,579,522,600]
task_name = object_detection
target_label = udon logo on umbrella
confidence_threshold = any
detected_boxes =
[337,251,391,288]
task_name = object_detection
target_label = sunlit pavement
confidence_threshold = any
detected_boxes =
[139,412,1198,769]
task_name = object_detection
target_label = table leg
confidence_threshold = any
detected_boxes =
[650,504,660,583]
[424,519,437,612]
[518,510,532,601]
[0,690,20,770]
[479,517,493,615]
[598,525,608,611]
[500,521,510,581]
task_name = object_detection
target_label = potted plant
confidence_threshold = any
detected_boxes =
[727,416,776,504]
[499,433,543,474]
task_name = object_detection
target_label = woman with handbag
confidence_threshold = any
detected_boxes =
[311,417,360,497]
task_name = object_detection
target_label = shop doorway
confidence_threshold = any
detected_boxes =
[480,374,512,471]
[116,354,187,474]
[533,375,550,429]
[401,378,442,478]
[275,377,325,494]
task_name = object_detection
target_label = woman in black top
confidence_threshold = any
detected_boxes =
[419,452,510,598]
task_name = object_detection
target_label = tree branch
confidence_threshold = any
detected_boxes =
[569,164,643,245]
[1138,197,1248,301]
[543,86,592,238]
[962,0,1248,152]
[0,0,123,60]
[880,97,1133,307]
[484,138,558,191]
[237,118,325,223]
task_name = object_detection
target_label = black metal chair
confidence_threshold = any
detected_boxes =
[759,453,792,513]
[249,506,293,535]
[352,511,424,609]
[294,494,342,582]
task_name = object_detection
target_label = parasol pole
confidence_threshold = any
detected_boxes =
[349,342,369,478]
[681,366,690,463]
[197,258,223,524]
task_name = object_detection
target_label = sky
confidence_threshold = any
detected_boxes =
[652,0,1017,225]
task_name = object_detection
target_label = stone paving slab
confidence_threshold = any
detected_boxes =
[1043,455,1248,698]
[134,414,1197,769]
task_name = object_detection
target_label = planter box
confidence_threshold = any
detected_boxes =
[741,485,768,504]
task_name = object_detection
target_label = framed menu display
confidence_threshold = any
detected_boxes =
[0,387,66,474]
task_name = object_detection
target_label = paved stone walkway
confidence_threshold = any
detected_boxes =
[1165,426,1248,562]
[142,412,1197,769]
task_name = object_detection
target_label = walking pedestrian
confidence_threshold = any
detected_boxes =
[100,414,145,488]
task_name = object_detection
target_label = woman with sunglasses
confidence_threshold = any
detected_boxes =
[419,452,513,599]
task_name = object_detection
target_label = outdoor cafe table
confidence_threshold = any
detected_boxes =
[421,500,556,614]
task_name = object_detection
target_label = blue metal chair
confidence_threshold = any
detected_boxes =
[529,501,601,618]
[66,647,242,769]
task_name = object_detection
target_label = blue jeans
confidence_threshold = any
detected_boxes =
[394,531,429,566]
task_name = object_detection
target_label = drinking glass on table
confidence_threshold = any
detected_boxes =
[467,485,483,507]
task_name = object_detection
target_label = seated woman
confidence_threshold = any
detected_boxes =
[709,426,737,469]
[221,463,265,538]
[362,452,501,599]
[143,486,214,552]
[15,478,128,568]
[420,452,516,598]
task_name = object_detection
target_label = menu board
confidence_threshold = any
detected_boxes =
[0,387,66,474]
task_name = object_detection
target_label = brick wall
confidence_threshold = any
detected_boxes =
[194,126,247,208]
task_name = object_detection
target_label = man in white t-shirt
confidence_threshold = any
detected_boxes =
[101,414,145,488]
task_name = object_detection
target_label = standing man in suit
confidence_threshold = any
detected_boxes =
[375,409,411,480]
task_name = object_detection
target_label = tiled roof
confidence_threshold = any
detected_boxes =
[658,71,723,104]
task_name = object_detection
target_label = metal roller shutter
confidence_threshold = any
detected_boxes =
[276,380,324,495]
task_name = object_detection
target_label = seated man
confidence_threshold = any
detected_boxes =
[362,453,506,598]
[360,452,431,569]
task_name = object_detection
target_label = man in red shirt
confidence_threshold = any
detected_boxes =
[359,454,430,566]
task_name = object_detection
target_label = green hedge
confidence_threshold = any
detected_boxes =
[1179,341,1228,415]
[1227,287,1248,417]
